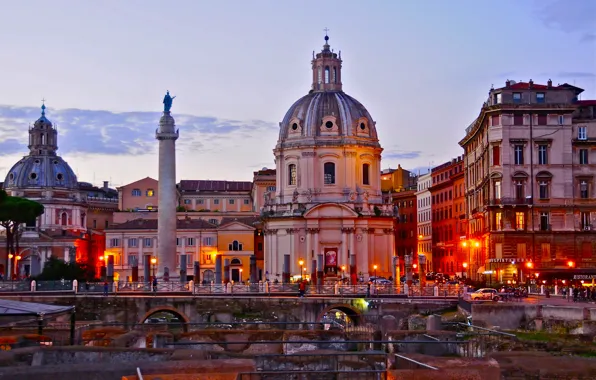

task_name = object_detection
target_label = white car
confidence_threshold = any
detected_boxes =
[470,288,500,301]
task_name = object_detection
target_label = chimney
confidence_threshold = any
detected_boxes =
[529,79,534,89]
[505,80,511,88]
[547,79,552,88]
[103,181,109,190]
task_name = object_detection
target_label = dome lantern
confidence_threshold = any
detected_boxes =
[311,31,343,93]
[28,102,58,156]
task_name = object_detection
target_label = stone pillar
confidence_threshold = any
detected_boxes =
[223,259,230,283]
[143,255,151,283]
[392,255,399,286]
[215,255,222,284]
[179,254,187,283]
[131,256,139,282]
[341,228,348,270]
[317,253,324,286]
[107,255,114,282]
[419,254,427,289]
[350,253,357,285]
[283,254,290,283]
[155,109,179,279]
[311,258,317,285]
[250,255,257,283]
[194,261,201,284]
[405,254,413,285]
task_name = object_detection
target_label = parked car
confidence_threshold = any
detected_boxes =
[470,288,500,301]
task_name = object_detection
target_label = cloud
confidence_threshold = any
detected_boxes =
[383,150,422,160]
[0,105,276,157]
[536,0,596,42]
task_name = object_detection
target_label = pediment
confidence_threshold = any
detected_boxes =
[303,203,359,219]
[217,221,256,231]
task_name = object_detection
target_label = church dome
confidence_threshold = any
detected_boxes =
[277,35,379,148]
[3,104,78,190]
[4,155,78,190]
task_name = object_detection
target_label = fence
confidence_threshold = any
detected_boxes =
[237,370,386,380]
[0,280,463,298]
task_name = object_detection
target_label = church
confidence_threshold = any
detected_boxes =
[261,35,396,283]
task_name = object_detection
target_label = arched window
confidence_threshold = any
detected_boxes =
[41,134,45,145]
[229,240,243,251]
[288,164,297,186]
[324,162,335,185]
[231,258,241,265]
[324,66,330,84]
[333,67,337,83]
[61,213,67,226]
[363,163,370,185]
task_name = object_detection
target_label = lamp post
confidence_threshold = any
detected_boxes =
[463,262,468,279]
[98,255,108,281]
[373,264,378,278]
[341,265,346,281]
[15,255,21,279]
[298,259,304,281]
[239,268,243,283]
[7,254,13,281]
[151,257,157,279]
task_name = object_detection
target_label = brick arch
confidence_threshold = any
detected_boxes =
[139,306,190,327]
[316,303,361,326]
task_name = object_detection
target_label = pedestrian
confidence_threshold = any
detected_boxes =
[152,277,158,292]
[298,280,306,297]
[103,281,108,296]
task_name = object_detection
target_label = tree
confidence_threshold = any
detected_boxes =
[33,256,97,281]
[0,190,45,277]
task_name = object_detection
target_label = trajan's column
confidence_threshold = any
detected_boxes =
[155,91,179,280]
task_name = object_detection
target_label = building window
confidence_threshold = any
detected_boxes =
[93,219,97,229]
[536,93,545,103]
[324,162,335,185]
[493,93,502,104]
[363,163,370,185]
[491,145,500,166]
[579,149,589,165]
[513,93,521,103]
[515,212,525,230]
[229,240,243,251]
[187,238,195,246]
[267,186,276,192]
[144,238,152,247]
[514,145,524,165]
[146,189,155,197]
[538,145,548,165]
[540,212,550,231]
[213,199,219,205]
[208,218,218,225]
[110,238,120,247]
[537,115,547,125]
[581,212,591,230]
[580,180,589,199]
[105,220,109,228]
[495,212,502,230]
[539,181,549,199]
[128,238,138,248]
[229,199,235,205]
[288,164,297,186]
[203,237,214,246]
[515,181,524,200]
[184,199,191,204]
[257,242,263,251]
[132,189,141,196]
[558,115,565,125]
[578,126,587,140]
[197,199,204,204]
[176,238,182,246]
[244,199,250,205]
[493,180,501,200]
[513,115,524,126]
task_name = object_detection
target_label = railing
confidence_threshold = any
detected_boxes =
[394,353,438,370]
[238,370,386,380]
[0,281,464,298]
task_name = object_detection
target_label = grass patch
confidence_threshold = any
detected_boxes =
[513,331,559,342]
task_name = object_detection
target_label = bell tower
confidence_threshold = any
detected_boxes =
[28,102,58,156]
[311,30,343,92]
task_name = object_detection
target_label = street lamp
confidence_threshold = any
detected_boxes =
[7,254,13,280]
[151,257,157,279]
[15,255,21,279]
[373,264,378,278]
[298,259,304,281]
[463,262,468,279]
[239,268,243,283]
[98,255,108,281]
[341,265,346,281]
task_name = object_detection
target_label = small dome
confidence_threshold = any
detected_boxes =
[278,91,379,145]
[4,155,78,190]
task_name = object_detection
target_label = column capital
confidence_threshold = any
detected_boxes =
[341,227,356,234]
[306,228,320,234]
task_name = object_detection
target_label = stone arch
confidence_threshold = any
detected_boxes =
[316,303,362,326]
[139,306,191,331]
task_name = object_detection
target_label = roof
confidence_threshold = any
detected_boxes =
[107,218,217,230]
[178,180,252,192]
[0,299,73,316]
[577,100,596,106]
[219,216,261,228]
[116,177,157,190]
[496,81,584,93]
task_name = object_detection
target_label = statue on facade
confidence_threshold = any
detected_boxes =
[163,91,176,112]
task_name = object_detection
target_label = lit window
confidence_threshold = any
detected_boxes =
[146,189,155,197]
[515,212,525,230]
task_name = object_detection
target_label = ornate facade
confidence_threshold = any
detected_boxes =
[459,80,596,283]
[261,35,395,282]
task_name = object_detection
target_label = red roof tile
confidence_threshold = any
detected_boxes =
[107,218,217,230]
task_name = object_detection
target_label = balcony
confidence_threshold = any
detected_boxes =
[489,197,532,206]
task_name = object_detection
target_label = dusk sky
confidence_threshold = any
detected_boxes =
[0,0,594,188]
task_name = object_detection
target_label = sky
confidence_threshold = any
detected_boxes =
[0,0,594,188]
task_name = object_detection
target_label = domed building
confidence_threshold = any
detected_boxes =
[2,104,90,277]
[262,36,396,283]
